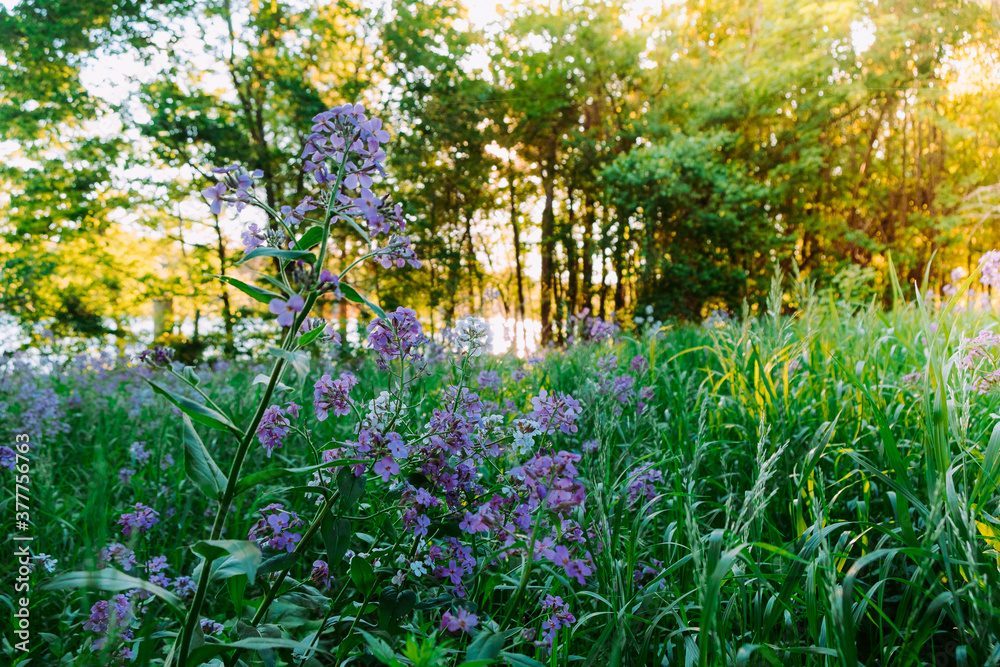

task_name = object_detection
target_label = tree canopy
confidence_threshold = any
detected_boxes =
[2,0,999,352]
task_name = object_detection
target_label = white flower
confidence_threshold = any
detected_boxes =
[33,553,58,573]
[391,570,407,586]
[645,305,654,315]
[511,418,540,455]
[360,391,406,433]
[454,316,492,357]
[409,559,428,577]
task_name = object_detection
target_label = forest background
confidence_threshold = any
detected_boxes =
[2,0,1000,358]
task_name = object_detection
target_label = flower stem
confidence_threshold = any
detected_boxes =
[175,295,317,667]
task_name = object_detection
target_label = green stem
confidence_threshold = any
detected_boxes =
[226,493,339,665]
[175,295,317,667]
[313,131,359,284]
[250,493,337,626]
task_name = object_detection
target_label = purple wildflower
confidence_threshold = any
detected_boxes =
[135,345,174,369]
[117,503,159,537]
[530,389,583,435]
[172,576,196,598]
[201,182,227,215]
[255,402,299,457]
[366,307,426,371]
[313,372,358,421]
[200,619,225,635]
[248,503,304,553]
[311,559,331,588]
[241,223,266,253]
[440,608,478,634]
[269,295,305,328]
[130,441,151,467]
[1,446,16,470]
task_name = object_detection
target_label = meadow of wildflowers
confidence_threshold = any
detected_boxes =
[2,104,1000,667]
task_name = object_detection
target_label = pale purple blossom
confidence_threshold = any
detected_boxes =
[248,503,305,553]
[117,503,160,537]
[440,608,478,634]
[269,295,305,328]
[201,182,227,215]
[2,446,16,470]
[530,390,583,435]
[313,372,358,421]
[200,619,224,635]
[256,402,299,457]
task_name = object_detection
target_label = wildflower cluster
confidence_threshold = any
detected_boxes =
[135,345,174,370]
[956,329,1000,393]
[256,402,301,457]
[313,371,359,421]
[453,315,493,357]
[367,307,427,371]
[117,503,160,537]
[627,464,664,510]
[530,389,583,435]
[536,595,576,650]
[248,503,305,553]
[566,307,618,344]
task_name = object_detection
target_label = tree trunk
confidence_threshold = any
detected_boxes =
[510,169,526,352]
[539,136,557,345]
[566,186,578,319]
[613,212,627,313]
[582,195,594,314]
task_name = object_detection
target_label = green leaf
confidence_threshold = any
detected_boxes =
[393,590,416,623]
[182,365,201,387]
[212,274,282,304]
[187,636,328,666]
[357,629,398,666]
[42,569,184,617]
[321,514,353,568]
[227,575,247,617]
[236,459,361,496]
[349,557,375,596]
[337,467,367,509]
[193,540,262,584]
[501,653,546,667]
[267,346,309,380]
[297,323,327,347]
[294,225,326,250]
[234,621,277,667]
[252,373,293,393]
[378,586,398,631]
[238,247,316,265]
[259,552,300,576]
[972,421,1000,503]
[466,630,505,662]
[145,378,239,434]
[182,416,229,500]
[339,282,387,319]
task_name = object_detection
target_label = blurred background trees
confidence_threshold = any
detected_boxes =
[2,0,999,353]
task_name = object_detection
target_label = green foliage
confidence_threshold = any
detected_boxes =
[604,132,775,318]
[8,278,1000,664]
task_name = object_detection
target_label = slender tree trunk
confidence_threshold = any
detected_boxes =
[539,137,557,345]
[582,196,594,314]
[510,169,526,352]
[566,186,578,319]
[613,213,627,313]
[599,249,608,319]
[463,210,476,313]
